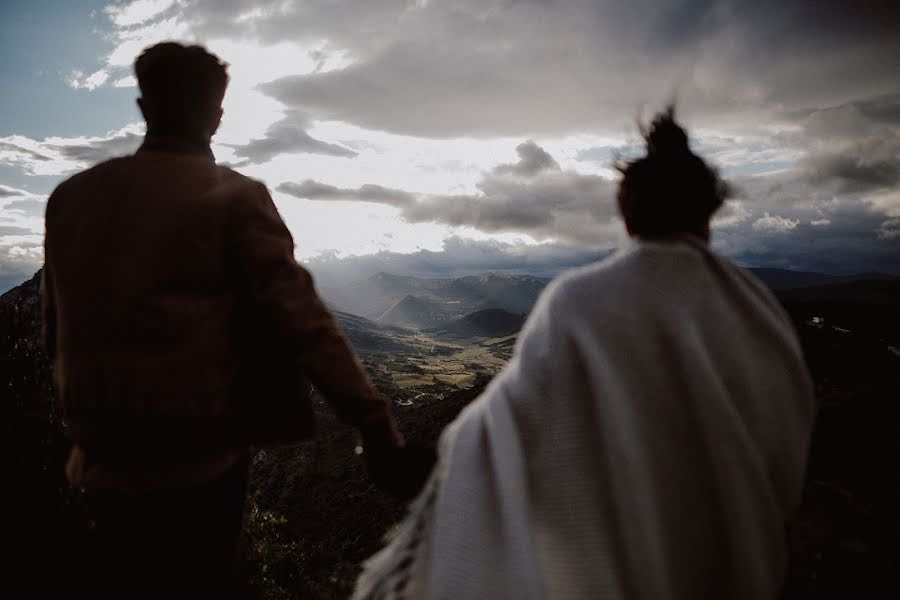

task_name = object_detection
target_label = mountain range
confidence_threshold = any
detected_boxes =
[320,267,899,331]
[747,268,898,291]
[320,271,546,329]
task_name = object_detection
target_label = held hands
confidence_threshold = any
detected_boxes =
[357,428,437,501]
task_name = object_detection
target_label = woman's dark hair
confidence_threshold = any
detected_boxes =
[616,107,727,239]
[134,42,229,133]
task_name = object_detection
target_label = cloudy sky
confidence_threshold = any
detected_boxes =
[1,0,899,292]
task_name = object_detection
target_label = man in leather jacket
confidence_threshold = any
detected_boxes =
[42,41,419,599]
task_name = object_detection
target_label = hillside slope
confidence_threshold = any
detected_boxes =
[377,294,449,329]
[3,269,900,598]
[431,308,526,339]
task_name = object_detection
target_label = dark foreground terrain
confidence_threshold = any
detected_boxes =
[2,271,899,598]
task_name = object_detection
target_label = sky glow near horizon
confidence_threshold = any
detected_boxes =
[1,0,899,292]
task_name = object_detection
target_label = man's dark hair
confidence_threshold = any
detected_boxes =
[134,42,229,133]
[616,107,727,238]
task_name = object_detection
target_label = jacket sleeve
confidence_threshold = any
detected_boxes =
[228,181,401,446]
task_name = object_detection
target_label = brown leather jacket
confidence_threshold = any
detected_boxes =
[42,136,399,468]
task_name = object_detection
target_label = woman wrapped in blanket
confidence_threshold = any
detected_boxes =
[354,108,816,600]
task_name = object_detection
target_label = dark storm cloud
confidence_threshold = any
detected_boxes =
[713,204,900,275]
[60,0,900,275]
[0,185,25,198]
[0,142,51,163]
[854,93,900,125]
[278,142,619,246]
[239,0,900,137]
[304,236,611,290]
[0,226,34,236]
[50,131,143,164]
[493,141,560,177]
[241,0,720,136]
[259,37,645,138]
[282,130,900,274]
[686,90,900,275]
[278,180,415,206]
[800,144,900,195]
[2,199,45,216]
[709,169,900,275]
[227,113,357,165]
[786,97,900,196]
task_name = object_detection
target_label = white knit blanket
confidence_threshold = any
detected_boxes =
[355,236,816,600]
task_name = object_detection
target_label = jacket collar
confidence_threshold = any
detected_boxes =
[137,135,215,162]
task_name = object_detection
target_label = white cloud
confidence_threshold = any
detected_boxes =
[104,0,176,28]
[207,40,330,147]
[863,188,900,218]
[68,69,110,91]
[106,16,192,68]
[811,218,831,226]
[745,212,798,234]
[712,200,752,227]
[272,195,453,260]
[113,75,137,88]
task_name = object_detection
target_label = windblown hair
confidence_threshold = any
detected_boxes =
[617,107,727,238]
[134,42,229,133]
